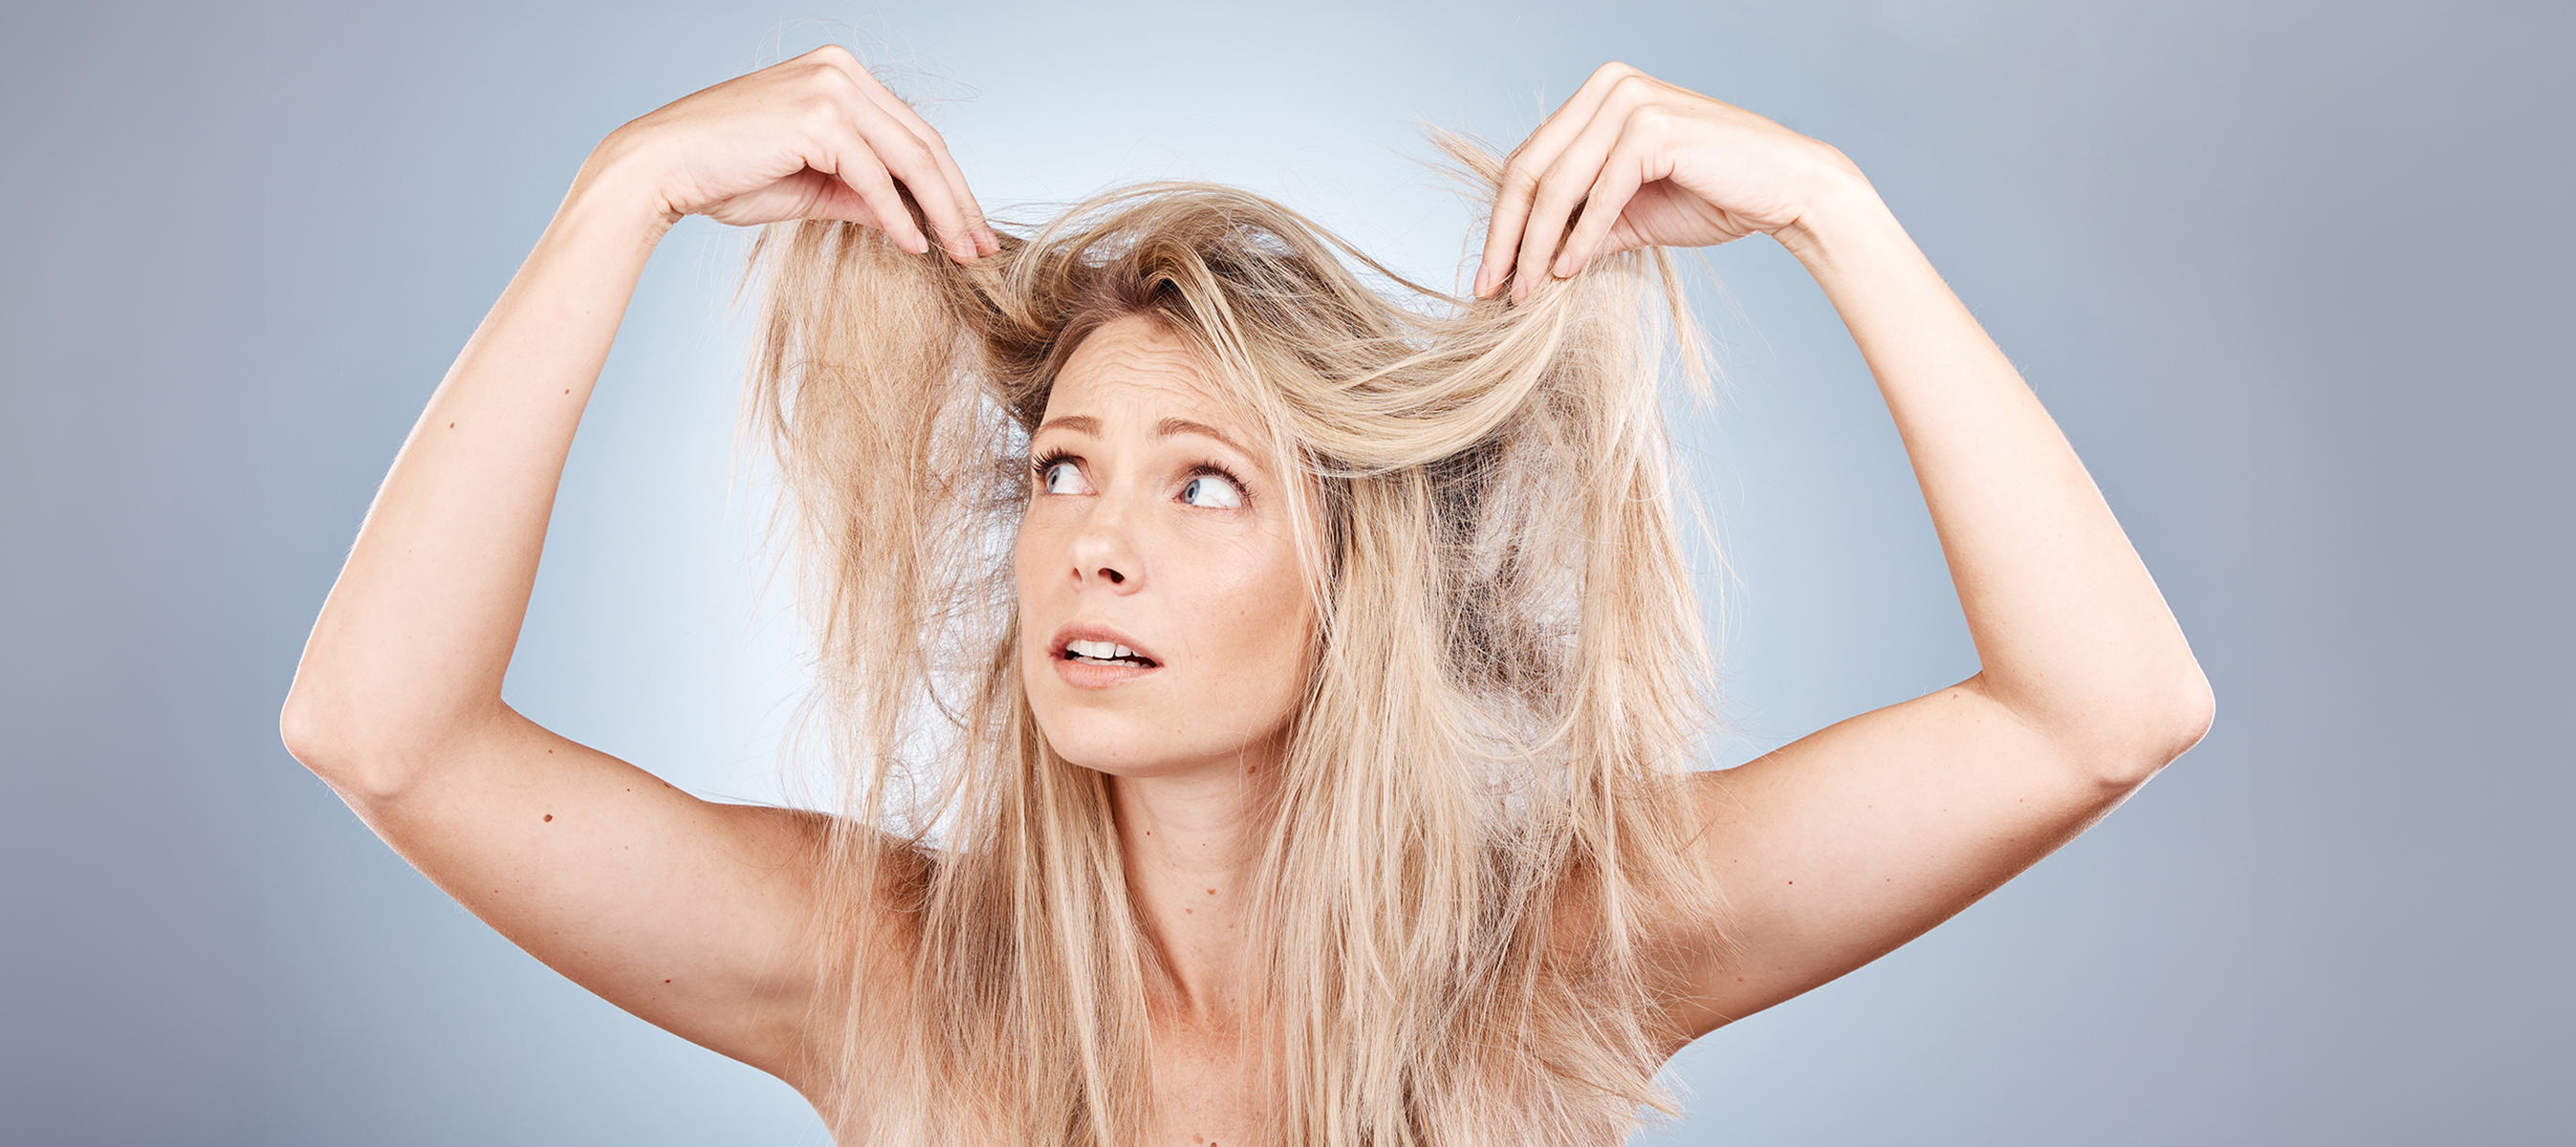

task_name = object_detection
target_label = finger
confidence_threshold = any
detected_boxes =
[772,168,887,229]
[859,90,998,257]
[808,48,995,259]
[1509,99,1632,302]
[848,107,980,259]
[780,59,938,251]
[816,138,930,254]
[1476,67,1630,296]
[1475,63,1639,297]
[1555,132,1659,278]
[802,72,980,261]
[1477,156,1543,299]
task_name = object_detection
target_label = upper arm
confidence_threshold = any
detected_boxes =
[304,705,858,1088]
[1651,675,2182,1042]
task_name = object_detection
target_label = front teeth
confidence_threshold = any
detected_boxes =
[1068,638,1143,661]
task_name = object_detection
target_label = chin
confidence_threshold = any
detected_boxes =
[1026,687,1278,781]
[1027,704,1187,779]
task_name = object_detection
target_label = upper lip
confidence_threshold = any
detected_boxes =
[1046,621,1163,666]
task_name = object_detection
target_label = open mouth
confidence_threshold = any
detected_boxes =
[1061,638,1158,668]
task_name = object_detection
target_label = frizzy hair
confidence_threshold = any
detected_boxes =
[745,134,1721,1147]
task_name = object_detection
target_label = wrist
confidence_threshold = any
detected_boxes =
[1772,139,1916,264]
[562,128,687,246]
[1772,151,1900,272]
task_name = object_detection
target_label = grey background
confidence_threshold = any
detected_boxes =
[3,0,2567,1143]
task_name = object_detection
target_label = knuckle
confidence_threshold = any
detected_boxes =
[806,60,855,90]
[1520,167,1560,201]
[1592,60,1638,83]
[888,140,938,175]
[1607,73,1657,103]
[797,92,844,126]
[1627,103,1675,133]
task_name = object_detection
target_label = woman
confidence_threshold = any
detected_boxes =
[282,46,2212,1146]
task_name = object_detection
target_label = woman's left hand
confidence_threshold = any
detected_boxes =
[1475,62,1866,301]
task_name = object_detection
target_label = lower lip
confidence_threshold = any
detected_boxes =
[1051,655,1161,689]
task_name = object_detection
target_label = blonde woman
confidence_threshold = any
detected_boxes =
[282,47,2212,1147]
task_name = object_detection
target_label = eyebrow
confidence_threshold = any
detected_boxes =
[1034,414,1102,438]
[1154,417,1247,455]
[1032,414,1250,458]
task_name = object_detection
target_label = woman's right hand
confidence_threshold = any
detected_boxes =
[586,45,999,262]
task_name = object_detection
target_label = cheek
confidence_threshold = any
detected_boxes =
[1188,539,1314,704]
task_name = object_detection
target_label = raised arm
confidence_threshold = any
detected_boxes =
[277,47,996,1085]
[1478,63,2214,1038]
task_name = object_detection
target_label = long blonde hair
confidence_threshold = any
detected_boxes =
[747,136,1718,1147]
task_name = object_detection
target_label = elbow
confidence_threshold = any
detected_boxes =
[2096,663,2216,790]
[2172,665,2217,756]
[278,683,441,804]
[279,680,333,770]
[280,685,370,796]
[1987,661,2215,791]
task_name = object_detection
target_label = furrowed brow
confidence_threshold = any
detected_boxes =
[1154,417,1246,455]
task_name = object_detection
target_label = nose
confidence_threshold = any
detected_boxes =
[1066,498,1143,592]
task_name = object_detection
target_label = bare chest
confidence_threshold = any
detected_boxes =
[1146,1017,1263,1147]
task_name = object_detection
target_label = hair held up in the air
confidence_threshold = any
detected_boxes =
[746,131,1724,1147]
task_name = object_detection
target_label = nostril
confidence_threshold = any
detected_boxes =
[1101,568,1124,585]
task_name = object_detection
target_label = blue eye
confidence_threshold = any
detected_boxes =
[1181,473,1243,509]
[1041,459,1089,495]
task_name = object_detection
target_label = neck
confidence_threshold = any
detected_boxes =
[1107,746,1277,1027]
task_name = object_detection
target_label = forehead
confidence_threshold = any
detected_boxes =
[1042,314,1235,426]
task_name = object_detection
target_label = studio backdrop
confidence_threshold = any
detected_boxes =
[1,2,2567,1144]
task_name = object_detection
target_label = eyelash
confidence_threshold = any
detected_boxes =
[1028,450,1253,506]
[1031,448,1076,485]
[1183,462,1252,503]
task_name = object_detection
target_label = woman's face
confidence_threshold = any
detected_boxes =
[1015,314,1316,780]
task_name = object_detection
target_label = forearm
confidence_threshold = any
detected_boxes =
[284,158,669,787]
[1779,181,2211,769]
